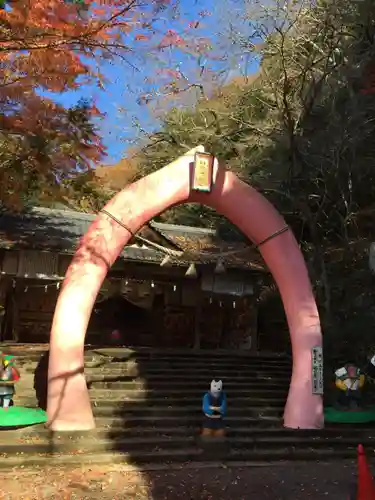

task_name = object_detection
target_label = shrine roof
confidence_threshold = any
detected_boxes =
[0,207,266,272]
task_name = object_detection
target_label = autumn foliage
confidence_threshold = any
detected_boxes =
[0,0,189,209]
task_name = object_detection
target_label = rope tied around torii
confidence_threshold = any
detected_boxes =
[100,208,290,263]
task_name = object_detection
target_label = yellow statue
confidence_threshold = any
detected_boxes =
[334,364,365,409]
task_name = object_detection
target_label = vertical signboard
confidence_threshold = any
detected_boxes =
[312,346,324,395]
[191,152,214,192]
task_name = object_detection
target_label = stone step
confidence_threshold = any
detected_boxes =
[24,365,292,375]
[13,401,285,416]
[84,380,289,390]
[2,434,375,456]
[18,388,289,401]
[50,368,286,378]
[82,373,290,382]
[98,359,291,367]
[17,386,290,396]
[4,424,375,442]
[2,415,282,432]
[0,448,205,468]
[68,405,285,417]
[2,345,289,361]
[132,407,282,418]
[2,345,351,468]
[78,415,284,427]
[95,386,288,394]
[0,443,370,469]
[17,361,293,373]
[20,378,291,392]
[97,366,289,375]
[230,446,364,460]
[12,415,288,429]
[18,355,292,365]
[2,436,197,454]
[14,396,288,407]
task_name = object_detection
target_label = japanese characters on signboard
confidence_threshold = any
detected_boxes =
[192,152,214,192]
[312,346,324,395]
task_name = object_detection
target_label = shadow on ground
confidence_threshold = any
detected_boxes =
[30,348,364,499]
[32,348,242,498]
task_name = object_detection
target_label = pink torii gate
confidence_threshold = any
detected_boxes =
[47,147,323,431]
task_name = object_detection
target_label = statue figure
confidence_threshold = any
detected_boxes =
[0,353,20,409]
[201,379,227,437]
[325,355,375,424]
[334,364,365,410]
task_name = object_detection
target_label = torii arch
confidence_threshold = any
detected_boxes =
[47,147,323,431]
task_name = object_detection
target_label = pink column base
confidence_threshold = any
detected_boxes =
[283,325,324,429]
[47,370,94,431]
[47,149,323,431]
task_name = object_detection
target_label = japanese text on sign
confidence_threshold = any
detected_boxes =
[312,346,324,395]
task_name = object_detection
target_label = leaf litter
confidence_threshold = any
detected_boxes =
[0,461,362,499]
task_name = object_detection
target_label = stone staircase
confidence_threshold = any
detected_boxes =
[1,345,375,469]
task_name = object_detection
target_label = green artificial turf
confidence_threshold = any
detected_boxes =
[0,406,47,427]
[324,406,375,423]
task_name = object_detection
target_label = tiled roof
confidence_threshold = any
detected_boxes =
[0,207,266,271]
[149,221,264,269]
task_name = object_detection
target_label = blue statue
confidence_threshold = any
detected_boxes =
[201,379,227,437]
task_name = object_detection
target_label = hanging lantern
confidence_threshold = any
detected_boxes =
[185,263,198,278]
[214,258,226,274]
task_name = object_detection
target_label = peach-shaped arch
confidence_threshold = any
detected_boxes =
[47,148,323,431]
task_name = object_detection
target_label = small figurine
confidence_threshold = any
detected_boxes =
[0,353,20,409]
[201,379,227,437]
[334,363,365,410]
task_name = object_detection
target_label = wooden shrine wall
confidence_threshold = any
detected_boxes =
[10,285,258,349]
[0,249,259,349]
[15,285,59,343]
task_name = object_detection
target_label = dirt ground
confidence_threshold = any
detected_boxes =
[0,461,359,499]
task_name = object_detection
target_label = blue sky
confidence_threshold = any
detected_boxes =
[46,0,258,164]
